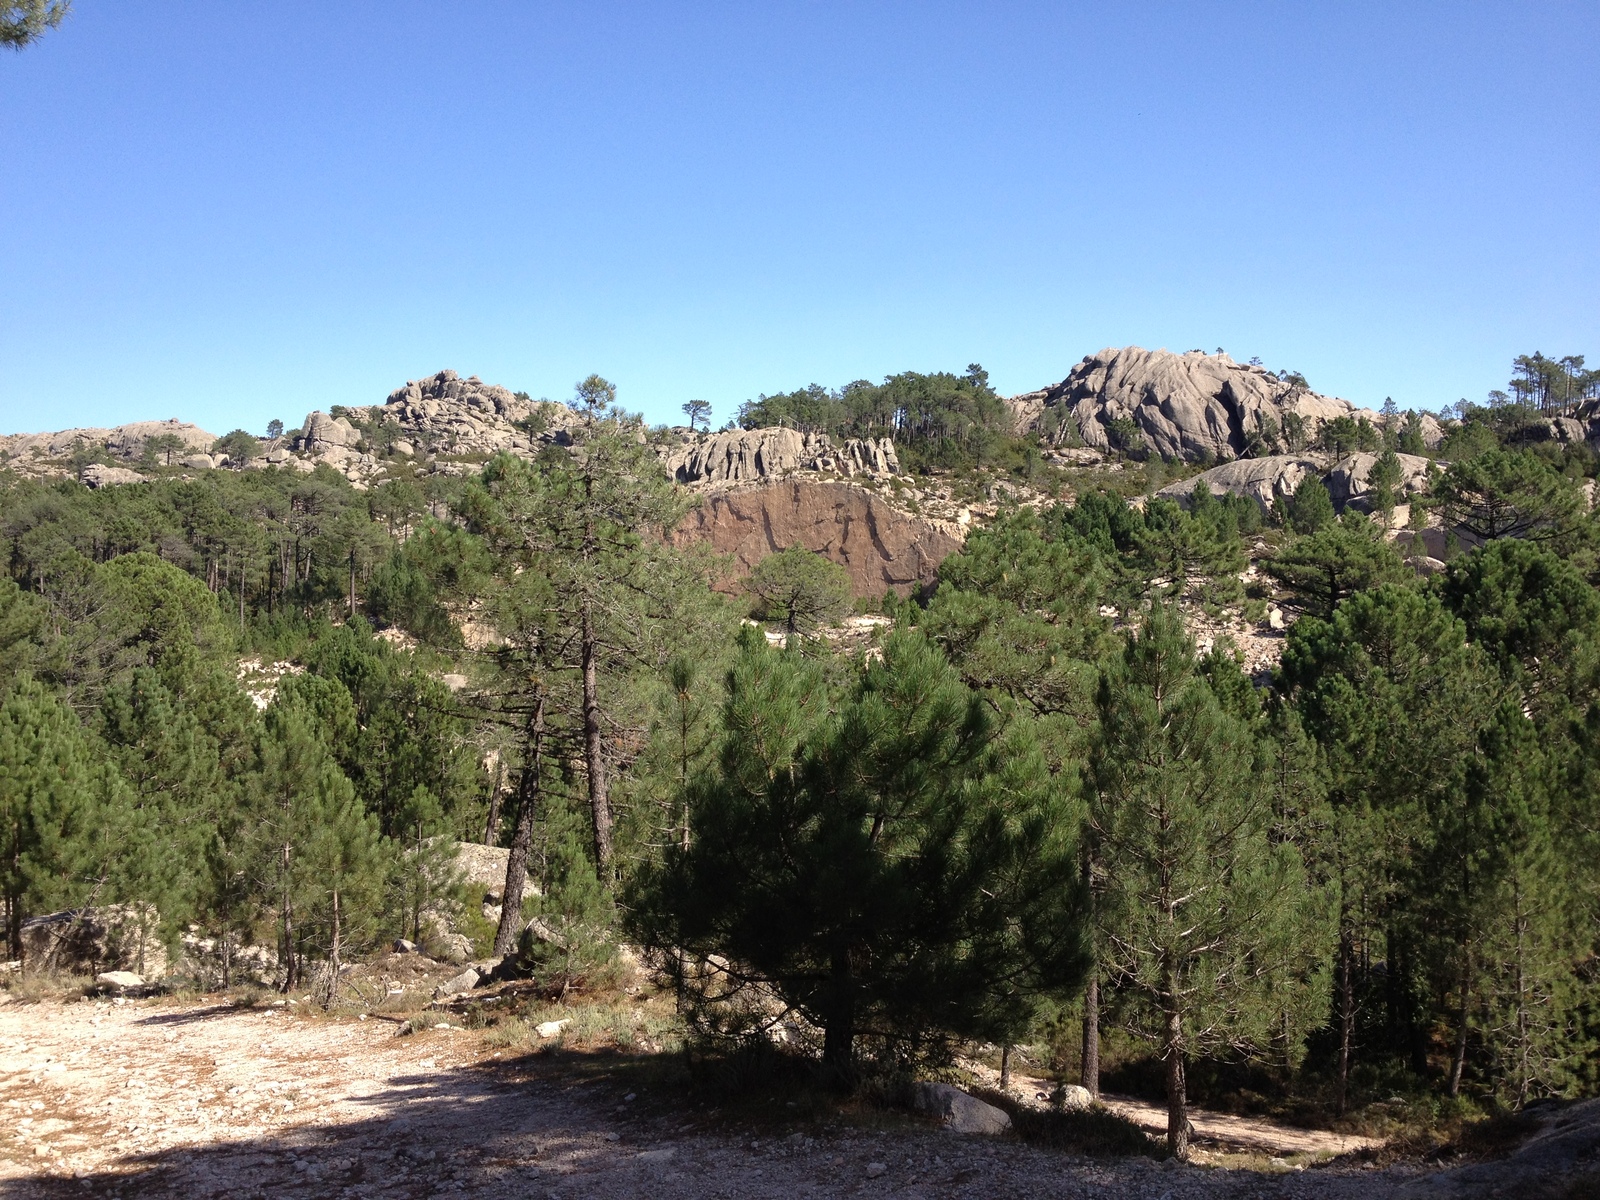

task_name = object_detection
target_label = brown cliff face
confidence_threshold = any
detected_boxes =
[671,481,965,599]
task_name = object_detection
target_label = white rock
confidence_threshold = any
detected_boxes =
[1056,1083,1094,1111]
[535,1019,570,1038]
[393,938,417,953]
[431,968,479,999]
[95,970,144,989]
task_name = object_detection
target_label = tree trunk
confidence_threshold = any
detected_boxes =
[1080,844,1099,1098]
[1165,1006,1189,1161]
[482,756,505,847]
[493,691,546,958]
[1337,926,1354,1116]
[325,887,341,1009]
[581,605,613,879]
[1448,946,1470,1098]
[1000,1045,1012,1092]
[822,947,855,1081]
[1081,970,1100,1099]
[348,553,356,617]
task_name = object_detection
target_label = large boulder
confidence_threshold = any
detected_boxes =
[1323,452,1434,511]
[1154,455,1321,512]
[671,480,963,598]
[1011,347,1443,463]
[21,905,166,977]
[296,411,362,452]
[911,1082,1012,1135]
[79,463,148,489]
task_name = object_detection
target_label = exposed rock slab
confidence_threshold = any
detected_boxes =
[1154,456,1321,510]
[1156,451,1435,514]
[1012,346,1443,463]
[672,481,963,598]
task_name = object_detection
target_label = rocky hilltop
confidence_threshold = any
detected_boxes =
[0,418,218,475]
[1011,346,1443,462]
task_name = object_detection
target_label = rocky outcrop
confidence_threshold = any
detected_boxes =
[355,368,582,459]
[672,481,963,598]
[0,419,217,471]
[80,463,149,489]
[1323,451,1434,511]
[661,427,899,487]
[1155,451,1435,514]
[1154,456,1321,511]
[1012,347,1443,463]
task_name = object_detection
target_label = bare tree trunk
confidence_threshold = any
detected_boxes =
[493,691,546,958]
[1448,946,1470,1098]
[1080,845,1099,1098]
[1165,1006,1189,1161]
[348,553,356,617]
[1000,1044,1012,1092]
[324,888,341,1010]
[581,605,613,878]
[482,756,505,846]
[1081,970,1100,1099]
[1337,926,1354,1116]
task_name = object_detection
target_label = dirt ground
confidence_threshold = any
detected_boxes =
[0,995,1552,1199]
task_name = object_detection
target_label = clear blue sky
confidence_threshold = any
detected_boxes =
[2,2,1596,436]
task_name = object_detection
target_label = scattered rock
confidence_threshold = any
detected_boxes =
[911,1081,1013,1135]
[535,1019,570,1038]
[432,968,480,999]
[393,938,418,954]
[865,1161,888,1178]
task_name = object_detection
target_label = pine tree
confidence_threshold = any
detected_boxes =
[0,679,155,965]
[246,694,386,992]
[628,629,1089,1076]
[745,545,852,635]
[1090,607,1331,1158]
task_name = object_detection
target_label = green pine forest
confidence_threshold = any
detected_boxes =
[3,356,1599,1159]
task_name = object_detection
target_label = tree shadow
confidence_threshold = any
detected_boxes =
[14,1048,750,1200]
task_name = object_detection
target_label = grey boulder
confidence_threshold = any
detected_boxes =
[911,1081,1012,1135]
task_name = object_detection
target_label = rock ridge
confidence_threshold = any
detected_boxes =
[1011,346,1444,464]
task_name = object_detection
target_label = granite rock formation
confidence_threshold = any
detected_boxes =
[1155,451,1435,513]
[1012,347,1443,463]
[0,419,217,471]
[661,427,899,487]
[671,481,963,598]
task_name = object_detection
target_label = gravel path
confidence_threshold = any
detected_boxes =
[0,997,1468,1199]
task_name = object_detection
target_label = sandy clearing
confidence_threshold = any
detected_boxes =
[0,998,1442,1199]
